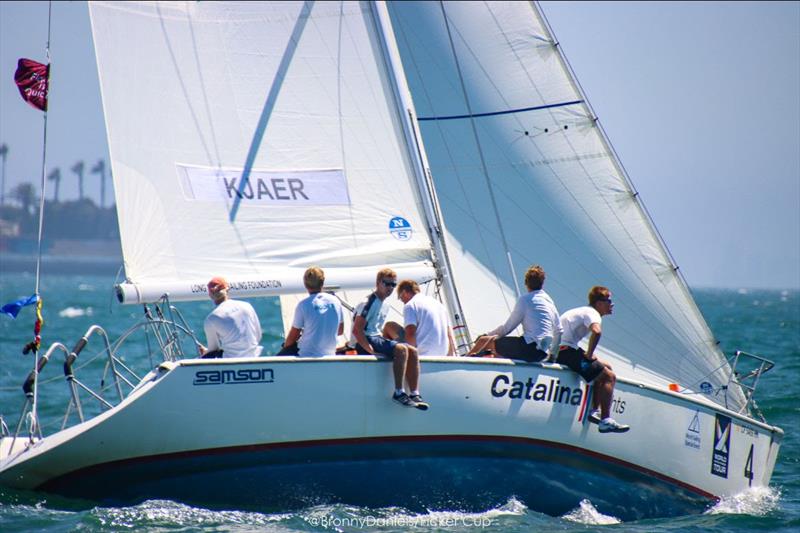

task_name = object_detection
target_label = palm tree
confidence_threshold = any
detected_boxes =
[11,182,37,215]
[0,143,8,206]
[90,159,106,207]
[71,160,84,201]
[47,168,61,203]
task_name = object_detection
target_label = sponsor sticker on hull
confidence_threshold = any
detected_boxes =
[193,368,275,386]
[490,374,584,406]
[711,413,731,478]
[685,411,701,450]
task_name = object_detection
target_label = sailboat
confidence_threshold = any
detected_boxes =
[0,1,781,520]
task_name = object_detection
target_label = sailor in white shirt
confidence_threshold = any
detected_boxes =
[397,279,455,407]
[279,266,343,357]
[468,265,561,362]
[201,276,263,358]
[557,286,630,434]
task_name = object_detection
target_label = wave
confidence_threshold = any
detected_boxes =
[90,500,291,529]
[58,307,93,318]
[705,486,781,516]
[86,497,531,531]
[562,499,621,525]
[298,497,529,530]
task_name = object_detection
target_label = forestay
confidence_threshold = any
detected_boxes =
[89,1,437,302]
[388,1,746,411]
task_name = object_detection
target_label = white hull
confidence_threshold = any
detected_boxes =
[0,356,782,519]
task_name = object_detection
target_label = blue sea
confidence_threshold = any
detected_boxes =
[0,273,798,532]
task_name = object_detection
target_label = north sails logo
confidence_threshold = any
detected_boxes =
[193,368,274,386]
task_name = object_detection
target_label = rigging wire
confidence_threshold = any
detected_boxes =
[28,0,54,442]
[437,1,520,301]
[392,2,725,393]
[530,4,725,370]
[33,1,53,297]
[432,1,716,371]
[391,19,515,318]
[416,3,688,358]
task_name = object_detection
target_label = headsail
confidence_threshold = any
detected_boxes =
[388,1,746,411]
[89,1,438,302]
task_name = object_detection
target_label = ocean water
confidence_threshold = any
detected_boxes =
[0,274,797,532]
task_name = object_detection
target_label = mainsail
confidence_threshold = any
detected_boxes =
[89,1,440,303]
[388,1,746,411]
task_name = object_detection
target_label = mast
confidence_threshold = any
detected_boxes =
[371,1,470,349]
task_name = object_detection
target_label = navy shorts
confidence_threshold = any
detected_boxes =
[356,335,399,357]
[494,336,548,362]
[556,346,605,382]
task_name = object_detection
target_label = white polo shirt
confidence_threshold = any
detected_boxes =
[293,292,343,356]
[204,299,263,357]
[403,293,450,356]
[559,306,602,348]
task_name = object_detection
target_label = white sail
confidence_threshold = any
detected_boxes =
[89,1,437,302]
[388,1,746,411]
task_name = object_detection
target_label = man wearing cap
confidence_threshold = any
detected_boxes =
[200,276,263,358]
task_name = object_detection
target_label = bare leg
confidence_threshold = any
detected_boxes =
[596,368,616,419]
[467,335,496,356]
[393,344,408,390]
[383,321,404,341]
[404,345,420,391]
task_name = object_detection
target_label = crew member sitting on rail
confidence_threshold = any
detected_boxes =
[200,276,263,358]
[277,266,343,356]
[467,264,561,362]
[350,268,425,409]
[557,286,630,434]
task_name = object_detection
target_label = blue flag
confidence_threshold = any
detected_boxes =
[1,294,39,318]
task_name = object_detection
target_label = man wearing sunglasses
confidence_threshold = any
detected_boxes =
[351,268,426,410]
[557,286,629,434]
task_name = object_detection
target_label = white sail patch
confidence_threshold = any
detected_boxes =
[177,165,351,206]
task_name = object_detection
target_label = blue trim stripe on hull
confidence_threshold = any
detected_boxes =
[42,435,713,520]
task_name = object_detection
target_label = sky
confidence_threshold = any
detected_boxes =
[0,1,798,290]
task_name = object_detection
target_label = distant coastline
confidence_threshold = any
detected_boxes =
[0,196,122,275]
[0,250,122,276]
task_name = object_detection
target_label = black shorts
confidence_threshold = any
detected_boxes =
[556,346,605,382]
[276,343,299,356]
[494,336,548,362]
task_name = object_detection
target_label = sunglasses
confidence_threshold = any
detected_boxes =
[381,280,397,288]
[598,298,613,304]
